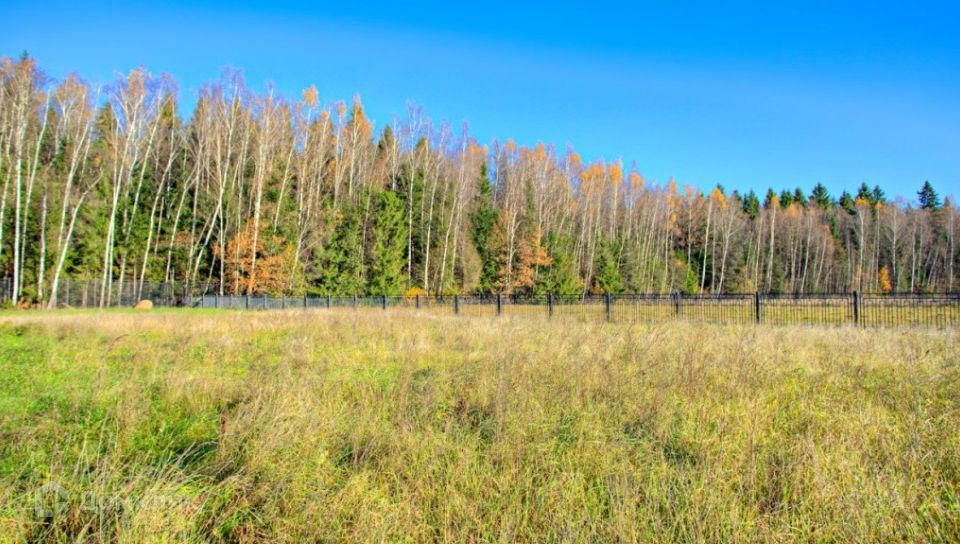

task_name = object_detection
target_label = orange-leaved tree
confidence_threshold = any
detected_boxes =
[878,266,893,294]
[218,219,300,295]
[510,227,553,295]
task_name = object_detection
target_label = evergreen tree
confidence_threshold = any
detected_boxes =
[592,240,623,294]
[839,191,857,215]
[317,208,365,295]
[377,125,395,159]
[918,181,941,210]
[810,183,832,209]
[779,189,794,208]
[368,189,408,295]
[871,185,886,205]
[536,234,582,296]
[793,187,807,208]
[764,188,779,209]
[471,162,498,293]
[742,190,760,220]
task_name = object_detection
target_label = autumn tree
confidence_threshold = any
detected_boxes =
[1,55,958,303]
[220,219,297,295]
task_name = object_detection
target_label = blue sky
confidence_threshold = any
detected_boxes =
[4,0,958,200]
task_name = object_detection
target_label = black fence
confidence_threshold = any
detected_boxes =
[0,278,217,308]
[2,278,957,328]
[194,292,958,328]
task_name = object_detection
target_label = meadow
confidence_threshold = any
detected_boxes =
[1,309,958,543]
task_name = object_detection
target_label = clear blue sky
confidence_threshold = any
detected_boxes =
[5,0,958,201]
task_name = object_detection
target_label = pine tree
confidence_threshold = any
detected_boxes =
[918,181,941,210]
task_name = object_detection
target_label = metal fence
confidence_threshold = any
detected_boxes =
[2,278,957,328]
[0,278,218,308]
[197,292,958,328]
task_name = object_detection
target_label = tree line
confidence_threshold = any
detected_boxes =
[0,54,957,306]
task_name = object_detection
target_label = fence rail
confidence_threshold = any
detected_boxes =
[190,291,960,328]
[2,279,957,328]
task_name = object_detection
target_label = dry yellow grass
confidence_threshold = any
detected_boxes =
[1,309,958,542]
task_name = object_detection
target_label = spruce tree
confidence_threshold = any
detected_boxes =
[368,189,408,295]
[918,181,941,210]
[318,209,365,295]
[839,191,856,215]
[536,234,582,296]
[871,185,886,205]
[592,240,623,295]
[810,183,832,209]
[742,190,760,220]
[793,187,807,208]
[779,189,793,208]
[471,162,498,293]
[764,188,779,209]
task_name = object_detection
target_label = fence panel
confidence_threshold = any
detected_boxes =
[761,294,853,326]
[861,294,960,328]
[5,277,959,329]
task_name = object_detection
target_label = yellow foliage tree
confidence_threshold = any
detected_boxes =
[878,266,893,294]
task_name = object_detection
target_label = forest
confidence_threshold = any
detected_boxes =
[0,54,957,306]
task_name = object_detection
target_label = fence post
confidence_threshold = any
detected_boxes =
[281,295,286,310]
[754,292,761,324]
[605,293,612,322]
[454,294,460,315]
[852,291,860,326]
[673,292,681,316]
[326,294,332,309]
[496,293,502,317]
[382,295,388,310]
[303,294,307,308]
[353,294,358,309]
[245,294,250,310]
[215,294,219,309]
[416,294,420,309]
[548,293,554,319]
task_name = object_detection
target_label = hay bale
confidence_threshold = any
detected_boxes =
[134,299,153,310]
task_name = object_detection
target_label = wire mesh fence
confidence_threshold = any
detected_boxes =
[189,291,957,328]
[2,278,957,328]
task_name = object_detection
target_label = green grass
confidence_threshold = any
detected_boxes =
[1,310,959,542]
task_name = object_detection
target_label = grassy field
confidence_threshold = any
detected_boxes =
[1,310,959,543]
